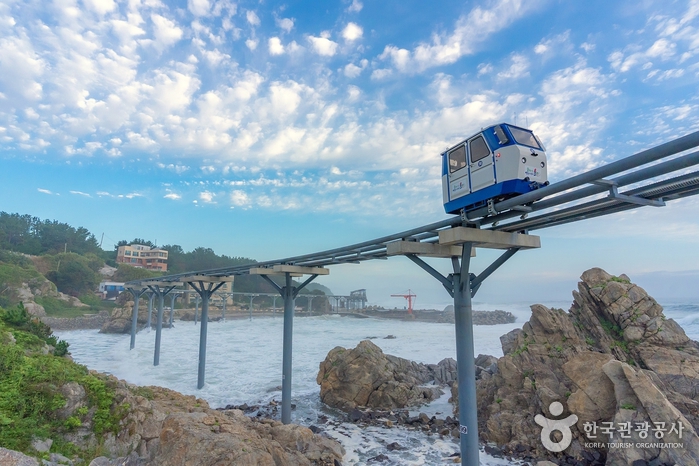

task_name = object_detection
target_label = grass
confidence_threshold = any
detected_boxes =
[35,296,100,318]
[0,303,123,461]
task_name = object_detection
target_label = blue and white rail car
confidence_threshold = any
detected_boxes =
[442,123,548,215]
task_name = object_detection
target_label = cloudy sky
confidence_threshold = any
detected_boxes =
[1,0,699,308]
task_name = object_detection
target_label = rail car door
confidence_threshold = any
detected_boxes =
[447,144,470,200]
[469,134,495,192]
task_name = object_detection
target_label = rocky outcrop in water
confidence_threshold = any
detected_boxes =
[99,301,170,334]
[317,340,457,411]
[470,268,699,465]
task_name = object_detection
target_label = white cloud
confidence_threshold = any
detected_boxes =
[83,0,117,16]
[269,37,284,55]
[188,0,211,17]
[199,191,215,203]
[0,36,45,101]
[246,10,260,26]
[308,32,338,56]
[379,0,543,73]
[164,193,182,200]
[151,14,183,51]
[276,17,294,33]
[497,54,530,79]
[230,189,250,207]
[342,22,363,42]
[158,163,190,174]
[344,59,367,78]
[478,63,493,75]
[347,0,363,12]
[246,38,258,50]
[37,188,57,195]
[533,31,571,56]
[70,190,91,197]
[371,68,392,80]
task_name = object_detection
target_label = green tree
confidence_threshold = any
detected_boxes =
[45,254,100,296]
[112,264,160,282]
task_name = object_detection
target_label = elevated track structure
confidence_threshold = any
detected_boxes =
[126,130,699,464]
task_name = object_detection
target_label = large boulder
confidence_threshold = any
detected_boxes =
[317,340,448,411]
[472,267,699,463]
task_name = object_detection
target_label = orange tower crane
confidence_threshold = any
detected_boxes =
[391,289,416,315]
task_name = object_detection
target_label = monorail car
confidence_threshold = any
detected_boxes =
[442,123,548,215]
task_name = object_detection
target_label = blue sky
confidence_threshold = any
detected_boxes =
[1,0,699,308]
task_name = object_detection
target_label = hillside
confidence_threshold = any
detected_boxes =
[0,211,334,317]
[0,303,343,465]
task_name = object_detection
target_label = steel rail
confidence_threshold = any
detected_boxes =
[127,131,699,287]
[464,130,699,220]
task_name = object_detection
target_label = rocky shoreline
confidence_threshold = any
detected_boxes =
[40,311,110,330]
[313,268,699,465]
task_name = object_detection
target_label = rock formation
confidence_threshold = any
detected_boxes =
[317,339,457,411]
[99,301,168,334]
[470,268,699,464]
[19,377,344,466]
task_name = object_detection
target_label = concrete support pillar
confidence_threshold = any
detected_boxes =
[249,295,254,320]
[222,294,227,321]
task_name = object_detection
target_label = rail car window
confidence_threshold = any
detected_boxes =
[469,136,490,163]
[449,145,467,173]
[494,125,509,145]
[508,126,542,149]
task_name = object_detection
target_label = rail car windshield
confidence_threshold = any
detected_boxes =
[507,125,542,150]
[449,145,467,172]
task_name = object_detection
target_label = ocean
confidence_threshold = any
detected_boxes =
[55,300,699,465]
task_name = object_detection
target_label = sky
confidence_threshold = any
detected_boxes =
[1,0,699,309]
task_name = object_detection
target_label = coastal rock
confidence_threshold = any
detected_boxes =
[602,360,699,465]
[100,302,166,334]
[469,267,699,463]
[0,448,40,466]
[317,340,443,411]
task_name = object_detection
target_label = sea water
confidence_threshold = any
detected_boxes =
[55,301,699,465]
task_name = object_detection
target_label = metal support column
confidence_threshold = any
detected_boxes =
[194,295,200,325]
[146,292,154,330]
[281,273,294,424]
[147,284,177,367]
[187,280,226,389]
[259,272,319,424]
[453,243,479,466]
[168,293,177,327]
[402,239,525,464]
[127,287,147,350]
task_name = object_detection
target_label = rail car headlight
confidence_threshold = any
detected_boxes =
[540,161,545,168]
[521,157,526,163]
